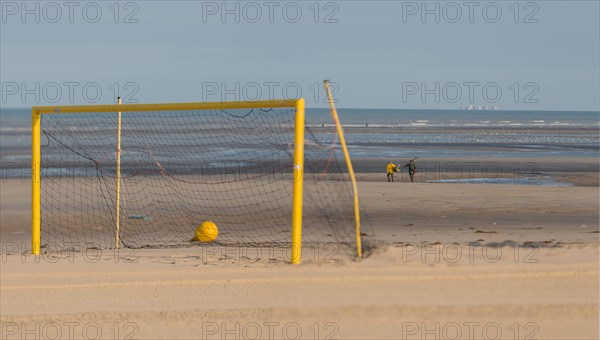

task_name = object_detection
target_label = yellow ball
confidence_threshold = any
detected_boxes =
[194,221,219,243]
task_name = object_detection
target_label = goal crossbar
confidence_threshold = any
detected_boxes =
[32,99,300,115]
[31,99,306,263]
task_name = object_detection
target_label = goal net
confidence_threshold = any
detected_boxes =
[32,99,368,261]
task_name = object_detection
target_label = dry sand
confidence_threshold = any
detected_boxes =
[1,167,598,339]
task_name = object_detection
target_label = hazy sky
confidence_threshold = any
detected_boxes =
[1,1,599,110]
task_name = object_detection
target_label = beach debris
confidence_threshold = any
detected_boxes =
[485,240,519,248]
[128,214,153,221]
[523,241,561,248]
[469,240,561,249]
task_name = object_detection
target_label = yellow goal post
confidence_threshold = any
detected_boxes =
[31,99,305,263]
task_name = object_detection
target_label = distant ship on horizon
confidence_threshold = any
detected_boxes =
[460,104,499,111]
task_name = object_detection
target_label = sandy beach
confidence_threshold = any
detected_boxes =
[2,0,598,337]
[1,158,598,339]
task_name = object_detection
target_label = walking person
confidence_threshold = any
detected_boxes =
[404,159,417,182]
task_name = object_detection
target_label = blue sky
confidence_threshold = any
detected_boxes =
[1,1,599,110]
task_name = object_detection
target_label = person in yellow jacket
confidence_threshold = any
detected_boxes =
[386,161,398,182]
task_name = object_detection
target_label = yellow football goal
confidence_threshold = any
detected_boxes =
[31,98,363,263]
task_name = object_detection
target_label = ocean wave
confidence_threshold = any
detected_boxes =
[0,127,30,133]
[305,121,599,128]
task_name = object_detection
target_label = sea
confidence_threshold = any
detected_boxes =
[1,107,598,184]
[304,108,599,159]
